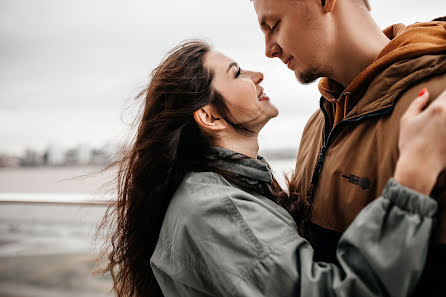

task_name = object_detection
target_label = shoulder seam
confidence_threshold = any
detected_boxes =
[223,196,266,254]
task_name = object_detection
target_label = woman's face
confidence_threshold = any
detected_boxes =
[204,50,279,132]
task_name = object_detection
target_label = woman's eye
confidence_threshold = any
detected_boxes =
[235,67,241,78]
[271,21,280,32]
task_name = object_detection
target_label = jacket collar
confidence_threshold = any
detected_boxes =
[209,146,273,184]
[318,20,446,122]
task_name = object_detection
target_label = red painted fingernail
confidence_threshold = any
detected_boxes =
[418,88,427,96]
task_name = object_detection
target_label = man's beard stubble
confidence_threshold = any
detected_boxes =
[295,68,323,85]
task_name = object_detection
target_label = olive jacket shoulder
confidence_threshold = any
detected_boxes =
[150,147,438,297]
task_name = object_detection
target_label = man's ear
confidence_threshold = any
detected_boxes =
[322,0,336,12]
[193,105,226,132]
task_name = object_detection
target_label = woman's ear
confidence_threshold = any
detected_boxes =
[193,105,226,132]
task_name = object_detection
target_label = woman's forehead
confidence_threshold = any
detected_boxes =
[204,50,236,73]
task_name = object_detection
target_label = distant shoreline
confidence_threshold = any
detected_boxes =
[0,148,298,169]
[0,158,296,198]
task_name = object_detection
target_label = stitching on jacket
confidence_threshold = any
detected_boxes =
[221,196,302,295]
[156,236,210,272]
[228,241,299,296]
[223,196,265,254]
[227,250,274,296]
[152,265,215,297]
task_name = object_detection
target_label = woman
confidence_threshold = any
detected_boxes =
[99,40,446,297]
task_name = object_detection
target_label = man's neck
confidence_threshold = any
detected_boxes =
[329,10,390,87]
[215,133,260,159]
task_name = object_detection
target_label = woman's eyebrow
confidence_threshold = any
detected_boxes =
[226,62,238,73]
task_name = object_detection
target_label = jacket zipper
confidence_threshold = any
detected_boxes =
[307,100,393,213]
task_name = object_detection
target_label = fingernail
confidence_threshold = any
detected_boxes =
[418,88,428,96]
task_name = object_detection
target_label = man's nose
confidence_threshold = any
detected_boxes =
[265,38,281,58]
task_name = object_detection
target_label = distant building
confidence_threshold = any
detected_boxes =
[0,141,121,168]
[0,154,20,167]
[64,148,79,166]
[78,144,91,165]
[20,149,44,167]
[45,145,65,166]
[90,142,119,166]
[90,148,110,165]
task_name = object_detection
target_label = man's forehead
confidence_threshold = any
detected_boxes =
[253,0,280,24]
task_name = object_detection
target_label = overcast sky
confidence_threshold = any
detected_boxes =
[0,0,444,155]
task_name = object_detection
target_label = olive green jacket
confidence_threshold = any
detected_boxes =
[150,147,437,297]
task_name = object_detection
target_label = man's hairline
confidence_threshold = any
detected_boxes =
[249,0,371,11]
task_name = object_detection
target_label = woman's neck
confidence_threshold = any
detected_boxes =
[214,133,259,159]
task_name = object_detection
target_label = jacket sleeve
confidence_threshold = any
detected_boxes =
[186,178,437,297]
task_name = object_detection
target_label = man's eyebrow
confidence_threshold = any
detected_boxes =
[227,62,238,73]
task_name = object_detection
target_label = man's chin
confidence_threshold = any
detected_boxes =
[295,69,321,85]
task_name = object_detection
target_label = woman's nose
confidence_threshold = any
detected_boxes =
[252,71,264,85]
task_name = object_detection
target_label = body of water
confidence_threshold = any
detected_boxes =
[0,159,295,202]
[0,159,296,296]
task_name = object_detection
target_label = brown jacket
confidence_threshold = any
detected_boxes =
[294,20,446,244]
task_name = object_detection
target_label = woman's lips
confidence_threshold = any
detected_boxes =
[258,92,270,101]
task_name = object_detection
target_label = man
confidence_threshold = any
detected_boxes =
[251,0,446,295]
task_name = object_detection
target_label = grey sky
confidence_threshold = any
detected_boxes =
[0,0,444,154]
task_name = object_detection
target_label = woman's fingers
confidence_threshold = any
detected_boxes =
[395,88,446,195]
[403,88,429,118]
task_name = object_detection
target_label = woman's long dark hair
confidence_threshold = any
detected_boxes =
[98,40,309,297]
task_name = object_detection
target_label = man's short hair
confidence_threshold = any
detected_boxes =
[250,0,371,11]
[326,0,371,10]
[321,0,371,10]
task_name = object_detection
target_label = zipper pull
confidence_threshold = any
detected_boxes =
[320,146,327,156]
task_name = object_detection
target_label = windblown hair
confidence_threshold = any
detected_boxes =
[98,40,309,297]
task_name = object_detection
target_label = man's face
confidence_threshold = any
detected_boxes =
[253,0,331,84]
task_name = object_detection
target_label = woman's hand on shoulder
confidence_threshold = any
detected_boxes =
[395,88,446,195]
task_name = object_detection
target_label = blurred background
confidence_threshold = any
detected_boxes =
[0,0,443,296]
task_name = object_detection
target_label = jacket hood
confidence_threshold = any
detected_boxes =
[318,19,446,124]
[209,146,273,185]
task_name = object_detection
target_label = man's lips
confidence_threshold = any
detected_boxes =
[285,57,293,69]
